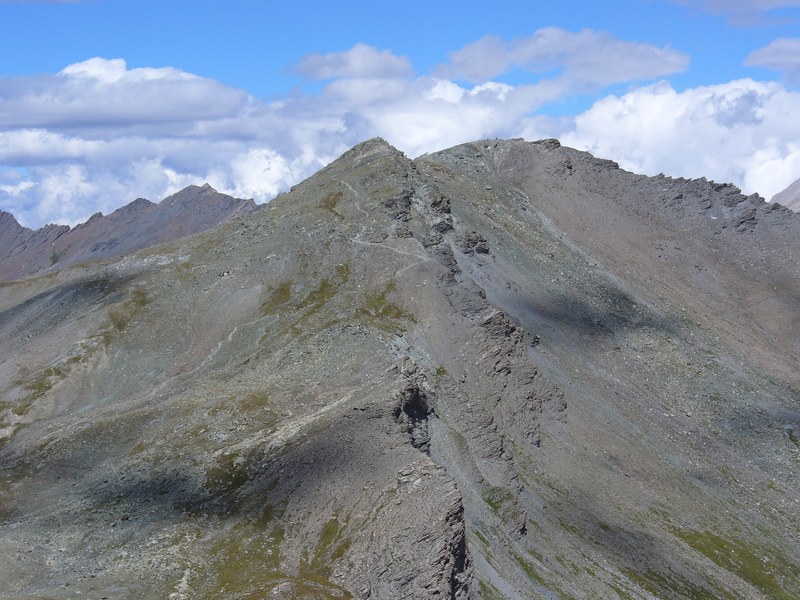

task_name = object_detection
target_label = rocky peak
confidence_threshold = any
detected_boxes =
[122,197,156,211]
[0,209,25,232]
[327,136,406,172]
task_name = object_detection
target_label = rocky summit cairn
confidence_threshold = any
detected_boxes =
[0,138,798,599]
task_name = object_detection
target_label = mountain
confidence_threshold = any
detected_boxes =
[0,184,258,282]
[0,138,798,599]
[772,177,800,212]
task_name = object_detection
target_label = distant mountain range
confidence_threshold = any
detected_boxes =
[0,184,258,282]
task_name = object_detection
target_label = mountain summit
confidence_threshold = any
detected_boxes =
[0,139,798,599]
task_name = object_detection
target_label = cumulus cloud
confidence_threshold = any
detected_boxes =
[0,129,101,163]
[0,49,578,227]
[746,38,800,81]
[559,79,800,199]
[295,43,413,80]
[1,38,799,229]
[437,27,689,86]
[0,180,33,196]
[0,58,250,130]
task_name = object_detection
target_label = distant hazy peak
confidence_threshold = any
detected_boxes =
[772,177,800,212]
[0,185,258,282]
[0,209,23,230]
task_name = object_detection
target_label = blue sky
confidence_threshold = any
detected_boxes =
[1,0,799,227]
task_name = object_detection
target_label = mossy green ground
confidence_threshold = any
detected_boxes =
[670,528,798,599]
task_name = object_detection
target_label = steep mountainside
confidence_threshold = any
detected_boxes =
[772,177,800,212]
[0,139,798,599]
[0,184,258,282]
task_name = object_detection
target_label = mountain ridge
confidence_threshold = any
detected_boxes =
[0,138,798,599]
[0,184,258,282]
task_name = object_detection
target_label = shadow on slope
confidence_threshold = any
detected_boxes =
[0,273,138,332]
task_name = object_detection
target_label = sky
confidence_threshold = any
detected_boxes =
[1,0,799,228]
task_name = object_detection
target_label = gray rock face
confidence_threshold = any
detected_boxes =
[0,183,258,282]
[0,138,798,599]
[772,176,800,212]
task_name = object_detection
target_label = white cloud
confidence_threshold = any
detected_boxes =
[424,80,465,104]
[60,57,130,82]
[0,53,546,226]
[438,27,689,86]
[560,79,800,199]
[295,43,413,80]
[0,57,249,130]
[34,164,98,225]
[0,180,33,196]
[0,129,102,162]
[1,40,798,229]
[226,148,304,199]
[746,144,800,199]
[746,38,800,82]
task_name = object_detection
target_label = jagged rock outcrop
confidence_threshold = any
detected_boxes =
[0,183,258,282]
[0,138,798,599]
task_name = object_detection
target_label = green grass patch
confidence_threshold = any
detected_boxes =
[355,280,415,333]
[131,287,149,307]
[473,529,489,546]
[788,429,799,447]
[299,278,338,317]
[483,485,515,515]
[11,402,32,416]
[320,191,343,218]
[13,363,70,416]
[298,514,353,584]
[528,547,544,564]
[623,566,723,600]
[296,265,351,321]
[670,528,798,599]
[608,581,636,600]
[23,366,62,396]
[103,286,150,339]
[335,263,351,282]
[204,451,252,496]
[108,306,130,331]
[479,579,508,600]
[238,391,271,412]
[205,519,285,597]
[261,281,293,315]
[513,551,546,586]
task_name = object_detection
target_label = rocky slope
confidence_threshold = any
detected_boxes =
[0,183,258,282]
[0,138,798,599]
[772,177,800,212]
